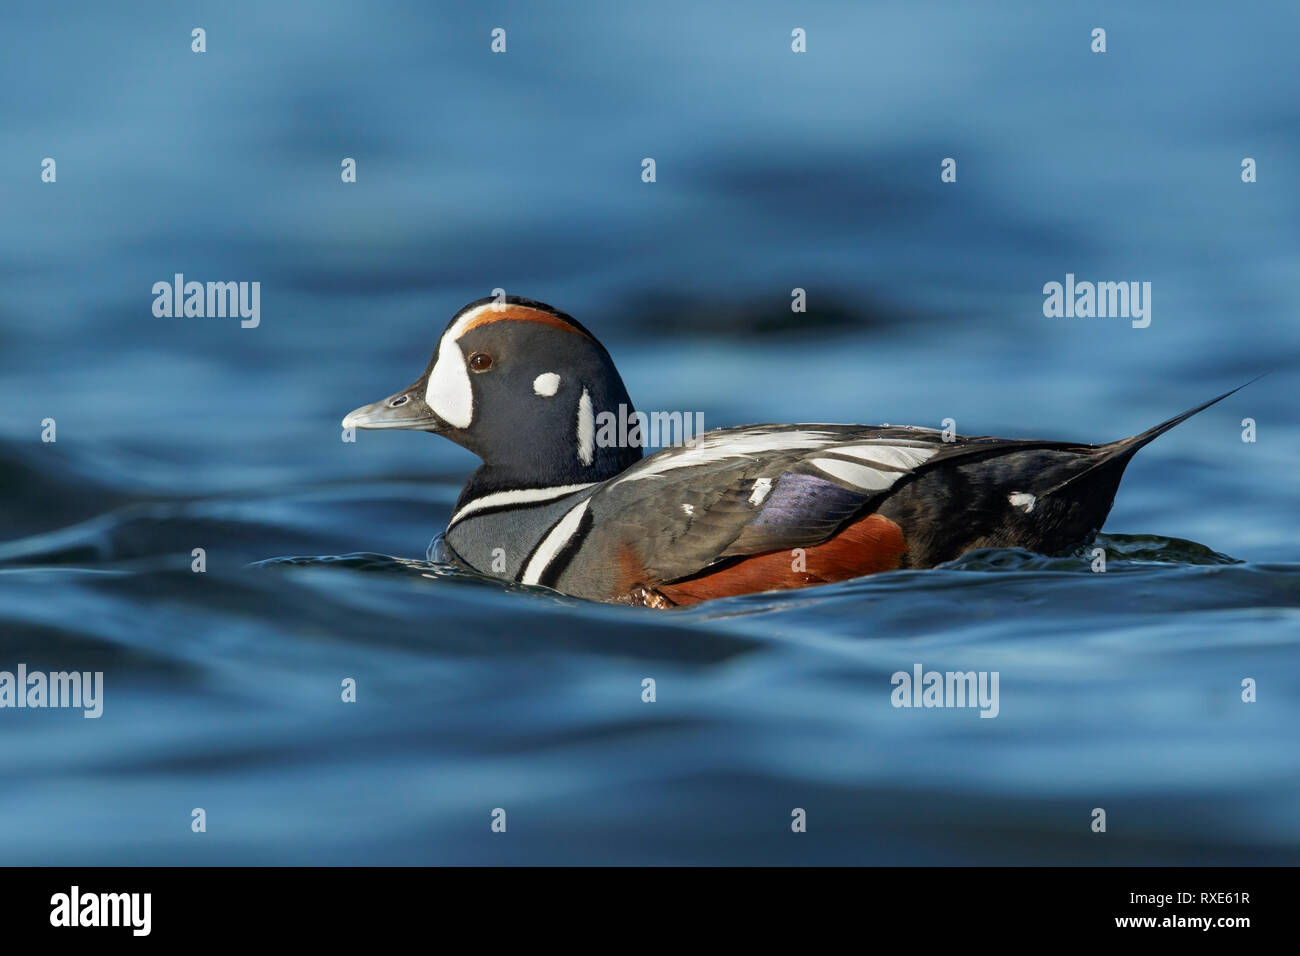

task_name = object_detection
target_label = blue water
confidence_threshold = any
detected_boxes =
[2,0,1298,864]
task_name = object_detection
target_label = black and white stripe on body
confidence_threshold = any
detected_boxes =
[443,484,597,584]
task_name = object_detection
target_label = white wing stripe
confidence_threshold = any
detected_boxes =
[610,429,941,489]
[828,444,938,470]
[809,457,901,491]
[613,430,838,485]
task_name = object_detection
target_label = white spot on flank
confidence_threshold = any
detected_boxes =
[681,503,694,515]
[577,388,595,465]
[1009,492,1036,513]
[748,477,773,506]
[425,332,473,428]
[533,372,561,397]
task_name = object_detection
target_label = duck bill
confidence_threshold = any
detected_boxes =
[341,384,445,432]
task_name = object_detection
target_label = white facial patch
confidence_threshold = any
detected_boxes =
[533,372,561,397]
[577,388,595,466]
[425,331,473,429]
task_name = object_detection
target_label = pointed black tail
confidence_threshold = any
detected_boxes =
[1042,376,1262,498]
[1110,375,1264,459]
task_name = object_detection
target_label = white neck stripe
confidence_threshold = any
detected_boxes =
[520,499,591,586]
[448,483,596,528]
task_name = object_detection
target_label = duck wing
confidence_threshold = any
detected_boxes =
[591,424,969,583]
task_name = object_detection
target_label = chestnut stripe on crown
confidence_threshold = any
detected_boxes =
[457,305,594,341]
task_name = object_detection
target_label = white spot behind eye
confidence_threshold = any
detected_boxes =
[533,372,561,397]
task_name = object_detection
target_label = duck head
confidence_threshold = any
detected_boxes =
[342,296,642,490]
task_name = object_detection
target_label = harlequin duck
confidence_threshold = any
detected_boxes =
[342,295,1242,608]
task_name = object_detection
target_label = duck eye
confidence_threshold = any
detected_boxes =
[469,352,494,372]
[389,395,409,407]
